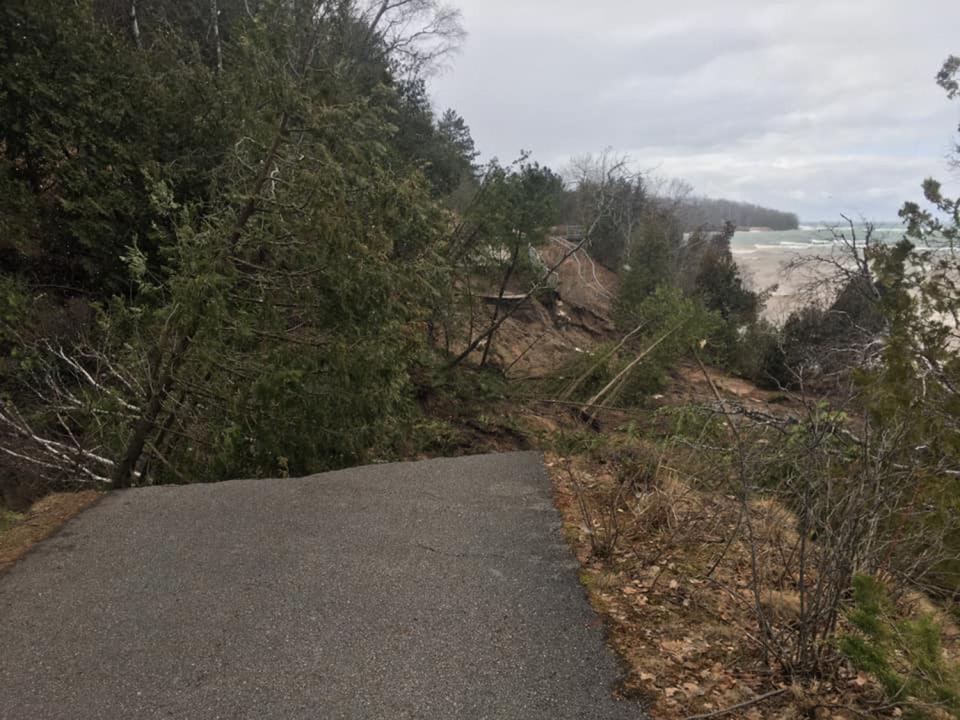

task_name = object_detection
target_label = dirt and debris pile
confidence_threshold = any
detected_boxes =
[476,238,621,377]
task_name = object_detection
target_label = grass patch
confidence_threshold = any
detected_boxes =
[0,508,24,533]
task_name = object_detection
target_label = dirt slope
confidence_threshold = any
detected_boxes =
[479,238,621,377]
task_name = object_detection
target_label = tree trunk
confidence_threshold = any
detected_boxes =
[581,323,683,420]
[130,0,143,49]
[112,332,189,488]
[363,1,390,46]
[211,0,223,72]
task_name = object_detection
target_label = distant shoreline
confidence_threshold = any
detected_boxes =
[729,227,907,322]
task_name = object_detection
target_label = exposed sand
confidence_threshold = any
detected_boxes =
[733,246,826,323]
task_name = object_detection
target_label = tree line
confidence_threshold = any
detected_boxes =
[675,196,800,231]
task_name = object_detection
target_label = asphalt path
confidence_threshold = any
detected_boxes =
[0,452,642,719]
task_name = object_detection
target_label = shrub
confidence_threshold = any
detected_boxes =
[839,575,960,719]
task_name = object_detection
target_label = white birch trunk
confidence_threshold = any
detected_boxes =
[211,0,223,72]
[130,0,143,49]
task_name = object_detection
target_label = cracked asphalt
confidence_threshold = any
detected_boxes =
[0,451,642,719]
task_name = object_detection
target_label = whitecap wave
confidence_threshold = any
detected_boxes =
[751,242,818,250]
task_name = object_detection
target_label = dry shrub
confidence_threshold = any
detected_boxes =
[561,457,627,559]
[760,590,803,624]
[633,474,690,532]
[588,569,623,592]
[751,497,798,548]
[750,496,802,586]
[614,444,659,490]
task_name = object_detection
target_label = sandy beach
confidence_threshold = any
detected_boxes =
[729,227,905,323]
[733,244,818,323]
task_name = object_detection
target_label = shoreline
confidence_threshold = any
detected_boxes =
[733,244,818,323]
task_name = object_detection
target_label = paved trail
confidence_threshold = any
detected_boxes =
[0,452,641,719]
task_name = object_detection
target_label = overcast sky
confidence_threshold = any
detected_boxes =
[430,0,960,222]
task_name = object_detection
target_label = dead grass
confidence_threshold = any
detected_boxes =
[546,449,908,719]
[0,491,102,574]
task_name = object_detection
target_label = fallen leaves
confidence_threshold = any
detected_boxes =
[547,450,906,719]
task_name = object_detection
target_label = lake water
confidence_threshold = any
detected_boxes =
[731,225,905,253]
[730,225,906,321]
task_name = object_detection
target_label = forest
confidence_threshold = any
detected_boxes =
[675,196,799,231]
[2,1,960,717]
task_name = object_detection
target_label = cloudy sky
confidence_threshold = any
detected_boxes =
[430,0,960,222]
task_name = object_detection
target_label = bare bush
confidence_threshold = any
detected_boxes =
[564,458,626,559]
[691,357,959,679]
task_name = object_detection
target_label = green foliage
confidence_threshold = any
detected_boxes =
[692,232,760,326]
[620,286,721,398]
[461,158,564,286]
[391,80,479,197]
[426,364,509,404]
[569,285,719,404]
[615,214,763,377]
[159,85,448,479]
[839,575,960,719]
[549,342,623,401]
[615,209,678,312]
[0,506,23,533]
[676,196,799,232]
[937,55,960,100]
[0,0,238,296]
[0,0,478,489]
[738,262,889,390]
[724,319,785,387]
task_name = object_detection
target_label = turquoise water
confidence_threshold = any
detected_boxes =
[731,225,906,253]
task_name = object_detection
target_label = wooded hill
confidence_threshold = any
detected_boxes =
[676,196,800,231]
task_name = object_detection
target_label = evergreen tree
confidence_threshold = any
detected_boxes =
[0,0,469,489]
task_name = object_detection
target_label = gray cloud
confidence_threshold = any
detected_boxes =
[431,0,960,220]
